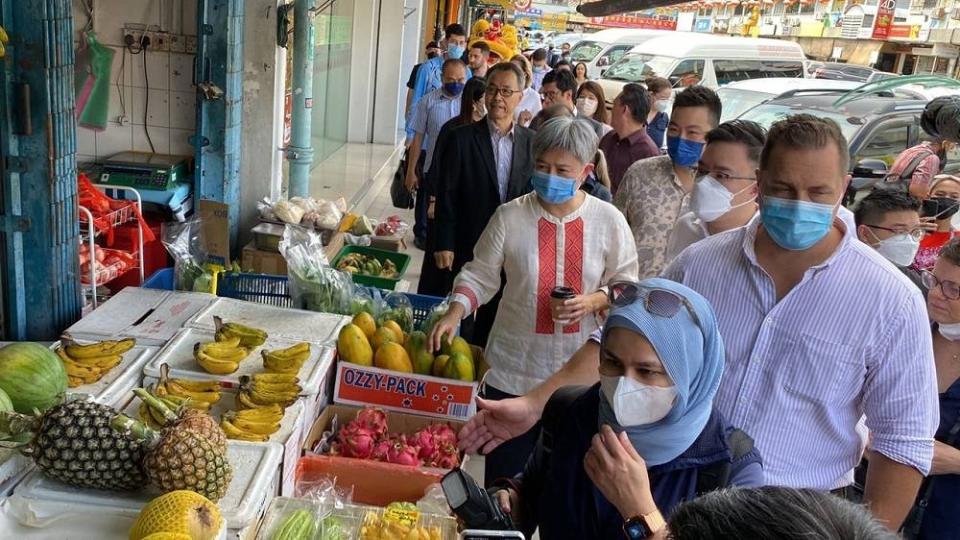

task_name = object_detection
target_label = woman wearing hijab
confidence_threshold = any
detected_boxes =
[490,278,763,540]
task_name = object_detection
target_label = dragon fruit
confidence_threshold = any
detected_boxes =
[356,407,389,439]
[371,439,392,462]
[385,436,421,467]
[426,422,458,448]
[410,428,439,463]
[337,421,376,459]
[434,442,461,469]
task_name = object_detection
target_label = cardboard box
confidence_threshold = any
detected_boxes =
[370,235,405,252]
[299,404,465,506]
[199,200,231,266]
[241,241,288,275]
[333,361,478,421]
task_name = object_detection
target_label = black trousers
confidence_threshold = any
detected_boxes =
[481,385,542,488]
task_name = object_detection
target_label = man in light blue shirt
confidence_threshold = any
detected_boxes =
[407,24,470,141]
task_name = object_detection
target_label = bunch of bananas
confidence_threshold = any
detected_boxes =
[220,403,284,442]
[0,26,8,59]
[138,392,192,429]
[154,363,222,410]
[213,316,268,348]
[261,342,311,374]
[235,373,302,410]
[57,337,136,387]
[194,336,250,375]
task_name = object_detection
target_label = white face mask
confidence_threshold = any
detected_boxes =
[655,99,671,113]
[874,233,921,267]
[940,323,960,341]
[600,375,677,427]
[690,174,756,223]
[576,97,598,117]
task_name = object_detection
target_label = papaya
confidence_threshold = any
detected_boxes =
[337,324,373,366]
[432,355,451,378]
[443,352,476,382]
[440,336,473,362]
[405,331,435,375]
[382,320,405,344]
[352,312,377,339]
[374,342,413,373]
[370,327,398,351]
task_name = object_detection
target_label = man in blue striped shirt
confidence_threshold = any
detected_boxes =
[663,114,938,530]
[406,24,470,141]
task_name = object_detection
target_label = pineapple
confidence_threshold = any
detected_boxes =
[0,399,146,490]
[130,490,223,540]
[112,414,233,502]
[133,388,226,453]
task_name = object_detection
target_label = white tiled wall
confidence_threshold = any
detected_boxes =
[74,0,198,164]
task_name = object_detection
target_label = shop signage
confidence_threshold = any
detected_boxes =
[888,24,921,40]
[872,0,895,40]
[469,0,512,9]
[694,17,713,32]
[513,0,533,10]
[590,15,677,30]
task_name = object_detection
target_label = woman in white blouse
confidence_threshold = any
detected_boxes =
[510,54,542,128]
[430,116,639,485]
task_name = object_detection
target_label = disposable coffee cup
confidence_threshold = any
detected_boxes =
[550,286,576,323]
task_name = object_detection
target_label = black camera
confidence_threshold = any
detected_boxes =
[441,468,516,531]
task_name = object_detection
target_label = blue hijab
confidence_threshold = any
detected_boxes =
[598,278,725,466]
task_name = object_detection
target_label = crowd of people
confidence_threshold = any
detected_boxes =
[401,24,960,540]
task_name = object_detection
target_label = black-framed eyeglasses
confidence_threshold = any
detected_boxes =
[922,271,960,300]
[692,167,756,183]
[608,282,704,334]
[485,86,520,98]
[864,224,925,242]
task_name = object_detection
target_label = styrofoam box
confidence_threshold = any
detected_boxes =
[9,440,283,531]
[187,297,350,345]
[0,451,32,496]
[61,344,158,409]
[65,287,216,347]
[138,377,307,498]
[143,327,335,395]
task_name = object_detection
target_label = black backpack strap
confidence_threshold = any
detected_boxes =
[541,385,589,457]
[887,148,935,186]
[695,428,754,496]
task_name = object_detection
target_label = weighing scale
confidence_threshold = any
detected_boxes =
[94,152,194,221]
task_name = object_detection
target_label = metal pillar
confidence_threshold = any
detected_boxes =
[0,0,82,340]
[194,0,244,257]
[287,0,317,199]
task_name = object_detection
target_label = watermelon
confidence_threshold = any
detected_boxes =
[0,343,67,413]
[0,387,12,413]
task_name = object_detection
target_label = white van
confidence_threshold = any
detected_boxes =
[568,28,672,79]
[595,33,807,107]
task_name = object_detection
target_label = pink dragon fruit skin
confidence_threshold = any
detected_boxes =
[426,423,458,447]
[410,428,438,462]
[386,436,422,467]
[371,439,392,462]
[337,421,377,459]
[435,442,461,469]
[356,407,389,438]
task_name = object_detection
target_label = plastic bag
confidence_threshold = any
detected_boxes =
[380,292,414,335]
[417,484,453,518]
[257,197,278,222]
[280,224,354,315]
[375,215,409,238]
[161,220,211,292]
[348,286,379,319]
[420,298,452,334]
[315,199,344,230]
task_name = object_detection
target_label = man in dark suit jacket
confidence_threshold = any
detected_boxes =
[434,62,534,346]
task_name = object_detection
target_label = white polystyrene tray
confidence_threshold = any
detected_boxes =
[0,451,31,496]
[187,297,351,346]
[62,344,157,408]
[9,440,283,530]
[143,327,335,396]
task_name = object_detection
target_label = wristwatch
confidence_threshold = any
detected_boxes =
[623,509,666,539]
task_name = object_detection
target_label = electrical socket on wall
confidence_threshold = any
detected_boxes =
[145,31,169,52]
[185,36,198,55]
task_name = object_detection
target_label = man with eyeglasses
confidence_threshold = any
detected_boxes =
[854,188,927,297]
[665,120,765,264]
[434,61,534,345]
[535,70,605,138]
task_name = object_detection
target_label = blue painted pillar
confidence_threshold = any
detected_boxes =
[287,0,317,199]
[0,0,82,339]
[194,0,244,256]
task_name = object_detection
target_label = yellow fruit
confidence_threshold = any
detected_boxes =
[443,352,476,381]
[352,312,377,339]
[441,336,473,361]
[374,342,414,373]
[382,320,405,343]
[139,533,192,540]
[64,337,136,359]
[129,490,222,540]
[370,327,398,351]
[432,355,450,378]
[337,324,374,366]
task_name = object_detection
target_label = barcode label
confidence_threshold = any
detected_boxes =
[447,402,470,418]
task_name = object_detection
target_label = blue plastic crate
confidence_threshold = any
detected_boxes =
[143,268,175,290]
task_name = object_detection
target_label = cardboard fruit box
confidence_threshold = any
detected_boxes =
[332,345,489,422]
[299,404,466,507]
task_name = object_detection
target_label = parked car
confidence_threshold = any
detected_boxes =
[568,28,671,79]
[813,62,898,83]
[737,89,959,202]
[595,33,807,108]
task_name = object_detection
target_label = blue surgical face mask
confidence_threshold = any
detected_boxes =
[666,136,705,168]
[447,44,465,59]
[532,171,578,204]
[443,81,464,97]
[760,195,836,251]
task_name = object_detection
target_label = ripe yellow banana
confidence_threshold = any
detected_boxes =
[195,341,248,363]
[235,391,262,410]
[264,342,311,362]
[233,403,284,419]
[138,402,164,430]
[63,337,135,359]
[71,354,123,370]
[0,26,8,44]
[225,413,281,435]
[214,316,268,348]
[67,375,84,388]
[238,375,302,395]
[170,378,222,393]
[166,380,221,405]
[261,351,305,374]
[248,388,299,407]
[195,350,240,375]
[251,373,300,384]
[59,356,100,378]
[220,418,269,442]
